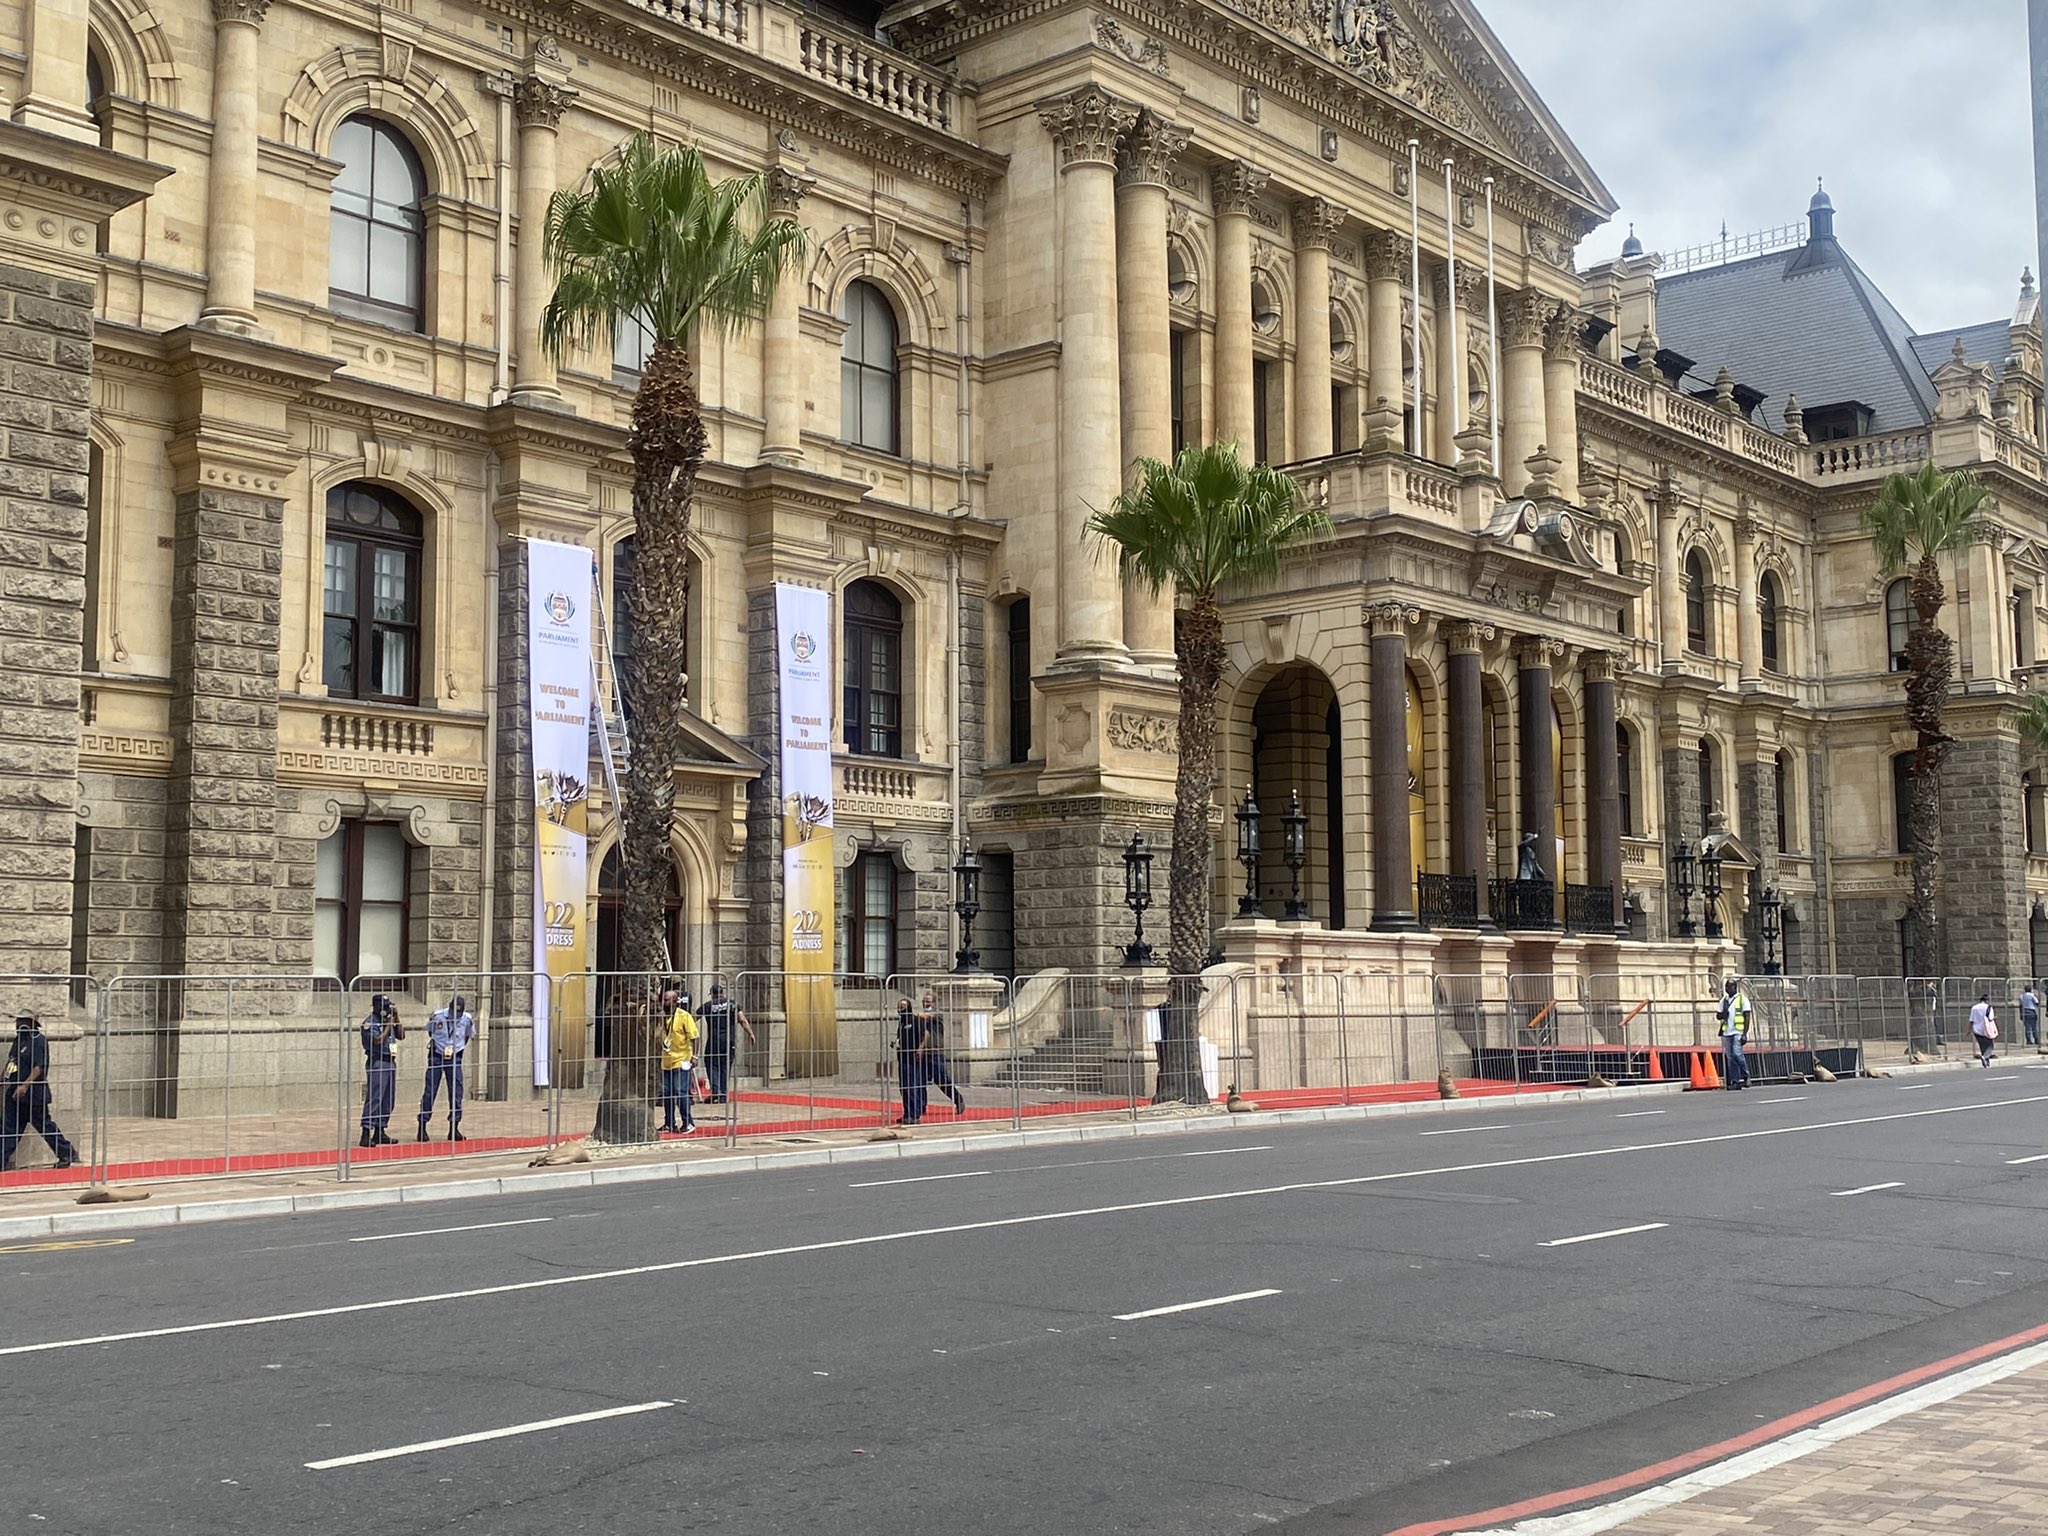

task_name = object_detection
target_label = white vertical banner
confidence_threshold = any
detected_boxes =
[526,537,596,1089]
[776,582,838,1075]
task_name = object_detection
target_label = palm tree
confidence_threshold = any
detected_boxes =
[542,134,805,1141]
[1087,443,1329,1104]
[1863,460,1991,980]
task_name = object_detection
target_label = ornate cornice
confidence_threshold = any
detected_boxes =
[1293,194,1349,250]
[511,75,576,130]
[1036,85,1138,169]
[1116,110,1190,189]
[1211,159,1271,218]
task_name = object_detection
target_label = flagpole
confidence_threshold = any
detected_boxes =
[1443,156,1460,444]
[1484,175,1501,478]
[1407,138,1421,458]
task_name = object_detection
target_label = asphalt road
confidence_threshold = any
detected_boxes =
[11,1067,2048,1535]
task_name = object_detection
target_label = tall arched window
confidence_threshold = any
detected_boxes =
[843,579,903,758]
[1684,551,1710,654]
[323,484,422,703]
[1892,752,1916,855]
[1885,578,1915,672]
[1616,722,1636,838]
[1405,669,1427,882]
[1760,571,1783,673]
[840,281,900,454]
[329,116,426,332]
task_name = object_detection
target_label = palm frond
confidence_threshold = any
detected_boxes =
[1862,461,1990,575]
[2019,692,2048,758]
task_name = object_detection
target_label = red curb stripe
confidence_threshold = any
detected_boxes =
[1382,1317,2048,1536]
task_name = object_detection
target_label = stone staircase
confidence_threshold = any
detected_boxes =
[995,1014,1113,1094]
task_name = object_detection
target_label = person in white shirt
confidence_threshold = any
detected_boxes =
[418,993,477,1141]
[1969,993,1998,1068]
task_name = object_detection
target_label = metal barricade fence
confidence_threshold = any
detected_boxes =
[1433,974,1514,1088]
[0,974,96,1188]
[882,971,1021,1127]
[97,974,345,1184]
[984,971,1150,1123]
[340,971,552,1177]
[1506,972,1587,1083]
[728,970,891,1141]
[553,970,726,1148]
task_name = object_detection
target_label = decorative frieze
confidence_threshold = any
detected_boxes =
[1094,15,1169,76]
[1106,709,1179,755]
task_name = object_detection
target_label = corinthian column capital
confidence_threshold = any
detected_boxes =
[1037,86,1139,169]
[766,165,816,214]
[1293,195,1349,250]
[1544,303,1591,359]
[1116,110,1190,189]
[1501,290,1555,349]
[1361,229,1412,281]
[212,0,272,23]
[1210,160,1271,218]
[512,76,577,130]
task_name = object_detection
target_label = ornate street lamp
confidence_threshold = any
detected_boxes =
[1671,838,1697,939]
[1234,787,1262,917]
[1701,845,1725,939]
[1281,790,1309,921]
[1760,884,1782,975]
[951,839,983,973]
[1122,832,1155,968]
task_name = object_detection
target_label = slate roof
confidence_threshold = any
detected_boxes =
[1908,320,2014,375]
[1653,238,1938,435]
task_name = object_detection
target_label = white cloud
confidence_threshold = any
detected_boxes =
[1477,0,2036,330]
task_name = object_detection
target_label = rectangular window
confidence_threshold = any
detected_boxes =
[1252,359,1276,465]
[839,851,898,981]
[1169,332,1188,456]
[1007,597,1031,764]
[976,850,1016,979]
[315,820,411,982]
[1331,383,1356,454]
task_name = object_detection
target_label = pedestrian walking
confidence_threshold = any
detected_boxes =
[1,1014,78,1172]
[697,982,754,1104]
[1718,977,1752,1090]
[358,994,405,1148]
[659,984,699,1134]
[418,993,476,1142]
[895,997,928,1125]
[1970,992,1999,1067]
[2022,983,2041,1048]
[918,993,966,1116]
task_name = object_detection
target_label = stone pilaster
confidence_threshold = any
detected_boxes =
[1037,86,1136,664]
[1542,305,1586,503]
[16,0,98,143]
[1941,733,2029,978]
[1736,753,1777,968]
[1500,291,1552,497]
[511,57,576,401]
[487,534,536,982]
[1445,620,1494,925]
[1211,160,1269,451]
[1734,504,1760,683]
[198,0,273,335]
[1362,231,1412,431]
[1292,196,1347,462]
[760,166,815,465]
[1368,602,1421,930]
[1661,733,1702,937]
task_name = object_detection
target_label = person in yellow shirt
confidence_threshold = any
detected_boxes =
[657,984,699,1135]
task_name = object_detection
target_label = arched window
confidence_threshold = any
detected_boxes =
[840,281,900,454]
[329,116,426,332]
[1892,752,1916,855]
[1774,749,1792,851]
[85,46,112,148]
[1616,722,1636,838]
[843,579,903,758]
[1684,550,1710,654]
[323,483,422,703]
[1760,571,1783,673]
[1885,578,1915,672]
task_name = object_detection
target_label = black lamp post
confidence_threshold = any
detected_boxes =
[1122,832,1155,968]
[1671,839,1697,939]
[1760,884,1782,975]
[1281,790,1309,921]
[951,839,982,973]
[1234,787,1262,917]
[1701,846,1724,939]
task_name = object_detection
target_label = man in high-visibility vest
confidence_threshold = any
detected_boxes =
[1718,977,1752,1090]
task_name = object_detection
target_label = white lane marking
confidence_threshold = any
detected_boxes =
[1757,1096,1808,1104]
[1616,1110,1666,1119]
[855,1147,1270,1188]
[306,1401,672,1470]
[847,1171,992,1189]
[1180,1146,1273,1157]
[1538,1222,1668,1248]
[348,1218,554,1244]
[2007,1153,2048,1165]
[1462,1337,2048,1534]
[1113,1289,1281,1322]
[1831,1182,1905,1197]
[1420,1124,1513,1136]
[1988,1075,2019,1082]
[14,1093,2048,1360]
[1897,1084,1933,1091]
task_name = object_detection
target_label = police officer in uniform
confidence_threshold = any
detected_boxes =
[2,1014,78,1171]
[359,993,405,1147]
[696,983,755,1104]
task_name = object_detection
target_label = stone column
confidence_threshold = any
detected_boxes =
[1654,481,1684,669]
[511,65,575,401]
[1584,650,1624,933]
[760,166,815,465]
[1292,197,1347,462]
[1517,637,1563,889]
[1500,292,1552,496]
[197,0,273,334]
[1542,306,1586,503]
[1212,161,1268,451]
[1734,506,1760,682]
[1431,262,1471,465]
[1368,602,1421,930]
[15,0,97,142]
[1116,111,1188,666]
[1038,87,1137,664]
[1363,232,1411,432]
[1446,620,1496,926]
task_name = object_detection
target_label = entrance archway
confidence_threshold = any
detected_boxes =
[1250,665,1343,923]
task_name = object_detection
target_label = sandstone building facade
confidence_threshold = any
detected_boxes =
[0,0,2044,1072]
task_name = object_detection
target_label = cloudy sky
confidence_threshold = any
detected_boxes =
[1476,0,2037,332]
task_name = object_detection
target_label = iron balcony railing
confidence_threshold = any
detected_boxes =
[1488,878,1558,931]
[1565,883,1617,935]
[1416,873,1478,928]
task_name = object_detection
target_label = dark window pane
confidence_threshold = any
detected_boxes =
[329,115,425,331]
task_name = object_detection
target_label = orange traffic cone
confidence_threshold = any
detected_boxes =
[1647,1048,1665,1083]
[1702,1048,1724,1089]
[1687,1050,1709,1090]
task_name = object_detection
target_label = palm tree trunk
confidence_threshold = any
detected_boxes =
[1903,552,1953,987]
[594,338,708,1144]
[1155,591,1221,1106]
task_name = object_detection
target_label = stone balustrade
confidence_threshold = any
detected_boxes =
[319,708,436,757]
[798,25,953,130]
[632,0,748,43]
[1810,429,1930,480]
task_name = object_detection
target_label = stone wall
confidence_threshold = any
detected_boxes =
[1834,896,1904,979]
[487,535,535,979]
[1940,734,2029,979]
[994,798,1172,974]
[1659,744,1701,939]
[0,256,94,977]
[75,773,167,975]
